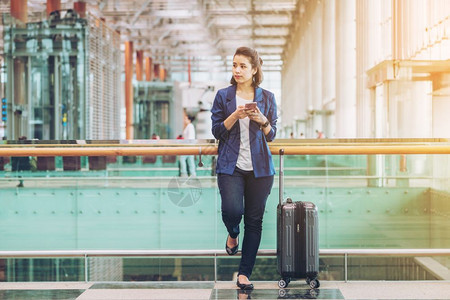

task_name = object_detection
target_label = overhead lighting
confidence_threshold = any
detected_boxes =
[212,16,250,26]
[254,27,289,36]
[152,10,201,18]
[131,23,204,31]
[253,38,286,46]
[254,15,291,25]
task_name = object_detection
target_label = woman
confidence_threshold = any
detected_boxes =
[211,46,277,290]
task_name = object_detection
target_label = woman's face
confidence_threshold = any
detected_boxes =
[232,54,256,86]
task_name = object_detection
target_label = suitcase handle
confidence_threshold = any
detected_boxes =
[279,148,284,205]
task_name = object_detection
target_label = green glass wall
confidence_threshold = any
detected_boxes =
[0,139,449,281]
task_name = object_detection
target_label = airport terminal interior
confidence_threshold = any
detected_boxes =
[0,0,450,299]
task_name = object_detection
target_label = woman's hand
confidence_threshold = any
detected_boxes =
[224,105,248,130]
[234,105,249,120]
[246,106,267,126]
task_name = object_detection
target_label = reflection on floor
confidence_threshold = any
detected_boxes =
[90,282,215,289]
[211,288,342,299]
[0,281,450,300]
[0,289,85,299]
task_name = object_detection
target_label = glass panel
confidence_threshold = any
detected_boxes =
[0,149,449,250]
[30,57,45,140]
[91,257,215,281]
[319,256,345,281]
[3,255,448,282]
[0,139,449,281]
[347,256,449,280]
[1,258,84,282]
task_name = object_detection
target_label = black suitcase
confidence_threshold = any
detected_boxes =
[277,149,320,289]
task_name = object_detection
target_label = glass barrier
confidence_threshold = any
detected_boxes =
[0,258,85,282]
[0,139,449,282]
[2,255,449,282]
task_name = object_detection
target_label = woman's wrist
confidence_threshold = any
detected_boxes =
[224,112,238,130]
[229,113,239,124]
[260,117,269,126]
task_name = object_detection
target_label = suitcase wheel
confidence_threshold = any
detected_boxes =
[308,278,320,289]
[278,278,290,288]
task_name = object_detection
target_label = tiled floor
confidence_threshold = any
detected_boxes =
[0,281,450,299]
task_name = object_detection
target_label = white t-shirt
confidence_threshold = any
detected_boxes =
[236,95,253,171]
[183,123,195,139]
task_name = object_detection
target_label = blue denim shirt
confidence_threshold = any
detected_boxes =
[211,85,278,178]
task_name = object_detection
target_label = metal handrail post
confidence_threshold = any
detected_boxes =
[345,252,348,282]
[214,253,217,283]
[85,254,88,283]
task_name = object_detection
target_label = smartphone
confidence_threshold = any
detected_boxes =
[244,102,257,110]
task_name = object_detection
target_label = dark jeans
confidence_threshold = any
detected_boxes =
[218,168,274,279]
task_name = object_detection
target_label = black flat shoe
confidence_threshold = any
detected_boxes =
[236,279,254,290]
[225,235,238,255]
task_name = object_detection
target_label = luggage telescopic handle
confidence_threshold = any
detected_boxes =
[279,148,284,205]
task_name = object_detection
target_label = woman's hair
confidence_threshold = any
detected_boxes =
[230,46,264,87]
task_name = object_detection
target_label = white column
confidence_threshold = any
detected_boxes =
[356,0,378,137]
[335,0,356,137]
[321,0,335,137]
[312,6,322,111]
[396,81,432,138]
[432,75,450,137]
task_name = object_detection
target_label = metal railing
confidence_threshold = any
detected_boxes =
[1,249,449,282]
[1,139,450,156]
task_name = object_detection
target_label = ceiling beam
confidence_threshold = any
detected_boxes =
[129,0,153,25]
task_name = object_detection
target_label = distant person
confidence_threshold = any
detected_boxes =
[315,129,325,139]
[211,46,277,290]
[179,113,196,177]
[11,136,31,187]
[290,132,294,139]
[299,132,305,139]
[151,133,160,140]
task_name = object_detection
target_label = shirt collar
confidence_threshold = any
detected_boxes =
[226,85,262,102]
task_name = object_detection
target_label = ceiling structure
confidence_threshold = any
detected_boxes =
[2,0,304,73]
